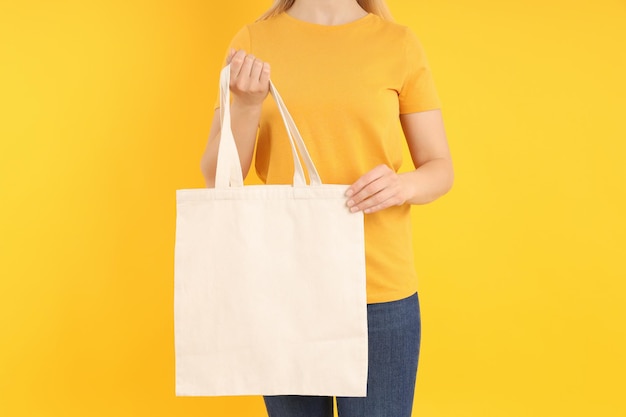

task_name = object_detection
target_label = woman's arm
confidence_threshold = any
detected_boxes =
[346,109,453,213]
[200,50,271,187]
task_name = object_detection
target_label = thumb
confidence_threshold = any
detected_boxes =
[226,48,236,64]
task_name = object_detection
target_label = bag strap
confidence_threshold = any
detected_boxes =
[215,65,322,189]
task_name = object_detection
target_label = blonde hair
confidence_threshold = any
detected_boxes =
[258,0,394,21]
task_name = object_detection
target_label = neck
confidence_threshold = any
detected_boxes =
[287,0,368,25]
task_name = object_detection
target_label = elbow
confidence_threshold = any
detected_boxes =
[432,158,454,202]
[444,160,455,194]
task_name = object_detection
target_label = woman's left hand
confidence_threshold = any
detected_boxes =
[345,165,410,214]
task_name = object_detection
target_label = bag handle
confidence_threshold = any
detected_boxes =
[215,65,322,189]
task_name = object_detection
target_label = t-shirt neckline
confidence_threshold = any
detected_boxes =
[280,11,375,30]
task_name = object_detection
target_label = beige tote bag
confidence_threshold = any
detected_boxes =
[174,65,368,397]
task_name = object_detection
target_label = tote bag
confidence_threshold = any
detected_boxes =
[174,65,368,397]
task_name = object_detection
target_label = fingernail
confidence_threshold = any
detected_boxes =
[347,200,354,207]
[350,207,359,213]
[345,189,353,197]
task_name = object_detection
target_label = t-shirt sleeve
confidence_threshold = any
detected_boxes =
[398,28,441,114]
[213,26,251,109]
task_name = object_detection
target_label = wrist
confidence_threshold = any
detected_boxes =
[398,171,420,205]
[399,158,454,205]
[231,96,265,112]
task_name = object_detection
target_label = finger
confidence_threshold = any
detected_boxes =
[239,54,256,78]
[259,62,271,86]
[346,165,389,197]
[363,194,399,214]
[232,54,256,92]
[226,48,236,64]
[229,50,247,77]
[250,58,265,83]
[348,176,388,210]
[348,169,394,206]
[354,188,399,214]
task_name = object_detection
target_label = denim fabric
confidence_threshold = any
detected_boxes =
[264,292,421,417]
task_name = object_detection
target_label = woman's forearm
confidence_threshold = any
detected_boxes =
[201,100,262,187]
[201,51,271,187]
[400,157,454,205]
[229,99,263,176]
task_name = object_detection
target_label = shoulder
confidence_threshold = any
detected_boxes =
[226,14,287,50]
[238,13,286,35]
[356,14,426,55]
[368,15,415,39]
[228,14,285,44]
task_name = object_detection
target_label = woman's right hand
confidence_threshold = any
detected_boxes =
[227,49,271,107]
[200,50,271,187]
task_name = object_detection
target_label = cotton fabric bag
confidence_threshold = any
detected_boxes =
[174,65,368,397]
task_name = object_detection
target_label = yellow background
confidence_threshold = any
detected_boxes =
[1,0,625,416]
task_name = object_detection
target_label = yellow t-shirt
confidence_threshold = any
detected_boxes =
[220,12,441,303]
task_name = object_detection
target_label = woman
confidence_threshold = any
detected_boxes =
[200,0,453,416]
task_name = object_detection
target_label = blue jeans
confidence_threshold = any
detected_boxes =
[264,292,421,417]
